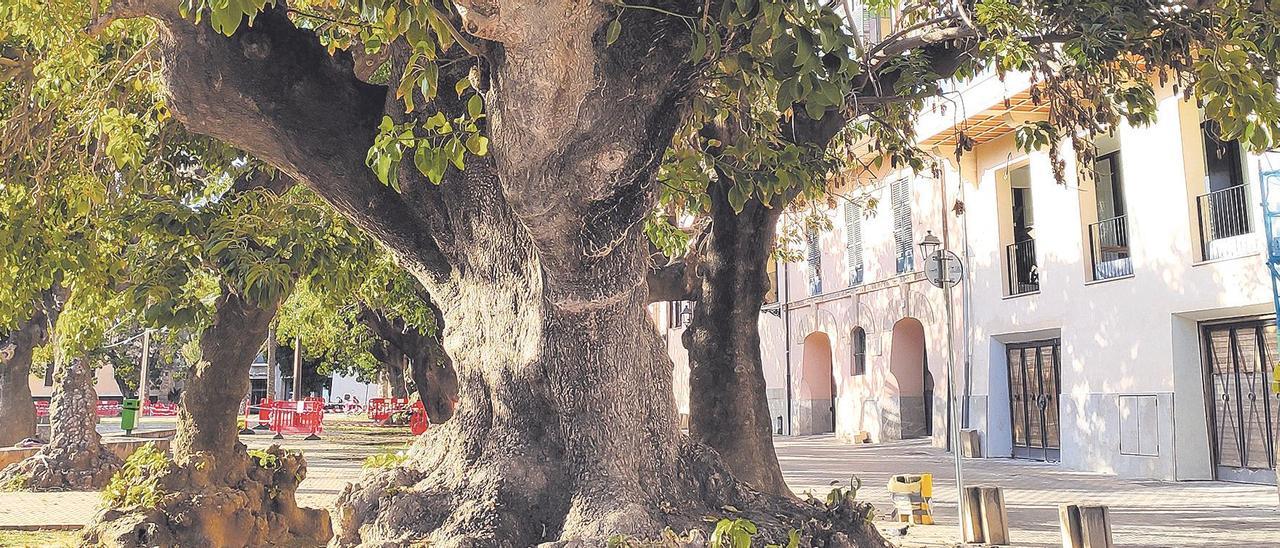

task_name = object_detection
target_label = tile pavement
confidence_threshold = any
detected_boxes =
[2,426,1278,547]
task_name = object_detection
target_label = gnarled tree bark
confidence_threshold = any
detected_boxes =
[101,3,888,545]
[0,357,122,490]
[84,290,331,547]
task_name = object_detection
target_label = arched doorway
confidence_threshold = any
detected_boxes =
[799,332,835,434]
[889,318,928,439]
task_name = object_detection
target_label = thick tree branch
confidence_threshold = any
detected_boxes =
[110,4,453,282]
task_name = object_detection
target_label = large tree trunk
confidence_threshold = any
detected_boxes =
[116,4,886,545]
[84,290,331,547]
[682,182,790,496]
[0,358,122,490]
[0,289,64,446]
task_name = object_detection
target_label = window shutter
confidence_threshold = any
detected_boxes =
[891,178,914,272]
[845,203,864,285]
[806,229,822,295]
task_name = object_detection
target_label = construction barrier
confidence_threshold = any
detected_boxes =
[33,400,49,417]
[144,402,179,417]
[96,400,123,417]
[268,398,325,439]
[888,473,935,525]
[409,401,428,435]
[368,397,411,424]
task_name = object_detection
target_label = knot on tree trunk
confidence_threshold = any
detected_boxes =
[82,445,332,547]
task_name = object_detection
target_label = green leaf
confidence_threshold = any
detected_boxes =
[467,94,484,118]
[465,134,489,156]
[606,18,622,46]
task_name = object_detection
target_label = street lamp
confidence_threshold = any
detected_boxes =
[919,230,969,541]
[918,230,942,260]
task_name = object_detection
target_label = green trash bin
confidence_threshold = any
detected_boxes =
[121,398,141,434]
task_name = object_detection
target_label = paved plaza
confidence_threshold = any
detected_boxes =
[2,424,1278,546]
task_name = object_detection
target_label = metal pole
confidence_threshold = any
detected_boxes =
[292,335,303,399]
[782,256,793,436]
[938,172,967,540]
[265,327,277,400]
[139,330,151,414]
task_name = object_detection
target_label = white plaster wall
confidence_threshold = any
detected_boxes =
[960,85,1274,480]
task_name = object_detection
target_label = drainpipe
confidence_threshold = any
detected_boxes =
[782,256,793,436]
[959,158,976,429]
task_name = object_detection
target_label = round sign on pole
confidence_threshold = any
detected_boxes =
[925,250,963,288]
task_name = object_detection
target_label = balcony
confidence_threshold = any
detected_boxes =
[1196,185,1253,261]
[1006,239,1039,295]
[1088,215,1132,280]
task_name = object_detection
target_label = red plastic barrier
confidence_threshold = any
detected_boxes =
[269,399,324,436]
[367,397,410,424]
[95,400,122,417]
[33,400,50,417]
[144,402,179,417]
[409,402,428,435]
[257,398,272,425]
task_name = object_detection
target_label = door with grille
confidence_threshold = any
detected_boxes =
[1203,320,1280,484]
[1007,339,1062,461]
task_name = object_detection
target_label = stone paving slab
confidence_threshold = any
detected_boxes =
[776,435,1280,547]
[4,425,1278,548]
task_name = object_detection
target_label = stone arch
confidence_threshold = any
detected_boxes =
[886,317,929,439]
[797,331,835,434]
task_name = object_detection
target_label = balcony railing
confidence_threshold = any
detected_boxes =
[1197,185,1252,260]
[1088,215,1132,280]
[1006,239,1039,295]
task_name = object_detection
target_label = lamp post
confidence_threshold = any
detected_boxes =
[919,230,968,541]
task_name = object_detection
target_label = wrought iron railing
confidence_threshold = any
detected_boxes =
[1006,239,1039,295]
[1197,185,1252,260]
[1088,215,1132,280]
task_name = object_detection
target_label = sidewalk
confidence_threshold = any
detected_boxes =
[3,427,1278,547]
[775,435,1280,547]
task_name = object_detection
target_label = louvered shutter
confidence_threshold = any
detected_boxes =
[845,203,864,285]
[806,229,822,295]
[891,178,914,273]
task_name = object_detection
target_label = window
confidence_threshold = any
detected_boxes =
[851,327,867,376]
[891,178,914,273]
[1196,121,1252,260]
[805,228,822,295]
[1006,165,1039,294]
[1088,151,1132,280]
[43,364,54,387]
[845,203,864,286]
[669,301,685,329]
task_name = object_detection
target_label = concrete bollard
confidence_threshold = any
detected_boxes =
[1060,504,1114,548]
[961,485,1010,545]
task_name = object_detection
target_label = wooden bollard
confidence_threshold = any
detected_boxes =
[961,487,984,543]
[979,487,1010,545]
[961,486,1010,545]
[1060,504,1113,548]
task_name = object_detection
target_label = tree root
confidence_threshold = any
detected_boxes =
[0,442,121,491]
[81,445,332,547]
[332,431,889,547]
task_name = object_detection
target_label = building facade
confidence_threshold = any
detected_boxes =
[659,72,1280,484]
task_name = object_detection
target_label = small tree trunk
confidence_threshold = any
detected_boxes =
[384,352,407,399]
[683,183,791,497]
[0,358,122,490]
[84,290,332,546]
[0,291,62,447]
[0,319,42,447]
